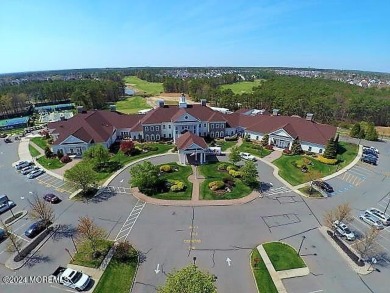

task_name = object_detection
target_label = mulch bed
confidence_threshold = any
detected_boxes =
[327,230,364,267]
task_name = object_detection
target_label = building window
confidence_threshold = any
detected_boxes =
[145,126,149,131]
[216,132,219,138]
[199,124,201,128]
[156,126,159,131]
[308,146,312,152]
[211,124,214,129]
[151,126,154,131]
[185,116,188,119]
[169,133,172,138]
[169,125,171,129]
[220,131,224,137]
[221,123,224,128]
[133,135,136,140]
[210,132,214,138]
[151,134,155,141]
[145,135,150,141]
[163,125,165,129]
[216,124,219,128]
[203,132,206,136]
[319,148,322,153]
[256,136,259,140]
[156,134,160,140]
[204,123,206,127]
[163,134,166,138]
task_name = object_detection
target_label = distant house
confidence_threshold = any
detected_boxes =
[48,94,336,157]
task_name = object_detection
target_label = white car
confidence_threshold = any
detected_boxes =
[359,212,384,229]
[366,208,390,226]
[15,161,32,170]
[333,220,355,240]
[240,152,256,161]
[27,169,45,179]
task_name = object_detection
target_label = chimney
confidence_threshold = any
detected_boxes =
[306,113,314,121]
[109,105,116,112]
[157,99,165,108]
[272,109,279,116]
[60,115,66,121]
[201,99,207,106]
[77,106,84,113]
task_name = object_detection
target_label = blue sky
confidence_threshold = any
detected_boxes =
[0,0,389,73]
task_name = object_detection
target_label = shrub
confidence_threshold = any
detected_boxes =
[173,146,178,152]
[60,155,72,163]
[283,148,292,155]
[250,143,263,150]
[228,169,242,178]
[114,241,138,262]
[222,175,234,185]
[224,135,238,141]
[119,140,135,155]
[208,181,225,191]
[44,146,53,158]
[160,165,172,173]
[217,163,228,170]
[226,165,238,172]
[130,147,142,156]
[57,149,64,159]
[47,138,54,145]
[317,155,338,165]
[169,180,186,192]
[265,145,274,150]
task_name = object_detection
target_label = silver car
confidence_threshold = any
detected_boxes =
[27,169,45,179]
[359,212,384,229]
[366,208,390,226]
[333,220,355,240]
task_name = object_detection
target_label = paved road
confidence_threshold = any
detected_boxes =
[1,137,390,293]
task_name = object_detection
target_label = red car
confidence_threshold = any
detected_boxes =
[43,194,61,204]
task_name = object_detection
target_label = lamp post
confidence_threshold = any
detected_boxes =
[384,192,390,214]
[193,256,197,266]
[298,236,306,256]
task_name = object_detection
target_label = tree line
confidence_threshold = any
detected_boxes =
[0,78,125,114]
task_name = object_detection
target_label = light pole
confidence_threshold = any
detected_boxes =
[384,192,390,214]
[193,256,197,266]
[298,236,306,256]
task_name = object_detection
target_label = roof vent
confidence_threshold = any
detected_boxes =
[272,109,279,116]
[109,105,116,112]
[157,99,165,108]
[201,99,207,106]
[306,113,314,121]
[77,106,84,113]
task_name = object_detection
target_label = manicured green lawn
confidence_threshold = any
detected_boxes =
[123,76,163,95]
[29,144,41,157]
[263,242,306,271]
[71,239,113,268]
[238,141,272,158]
[273,142,358,186]
[199,162,252,200]
[251,248,278,293]
[115,96,151,114]
[31,137,48,150]
[37,156,65,169]
[214,139,237,151]
[93,257,137,293]
[152,163,193,200]
[219,80,262,94]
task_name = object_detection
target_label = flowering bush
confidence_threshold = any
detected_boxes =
[169,180,186,192]
[208,181,225,191]
[228,169,242,178]
[60,155,72,163]
[317,155,338,165]
[160,165,172,172]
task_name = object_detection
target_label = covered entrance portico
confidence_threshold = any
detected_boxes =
[175,131,208,165]
[268,127,294,150]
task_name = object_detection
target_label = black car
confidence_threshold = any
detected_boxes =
[4,138,12,143]
[24,220,50,238]
[313,180,334,193]
[363,149,378,157]
[43,193,61,204]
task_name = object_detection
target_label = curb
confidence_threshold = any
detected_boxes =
[249,250,261,293]
[129,245,141,293]
[3,210,28,226]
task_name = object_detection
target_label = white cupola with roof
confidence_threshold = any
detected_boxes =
[179,93,187,108]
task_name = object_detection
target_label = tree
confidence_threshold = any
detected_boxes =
[83,144,110,165]
[290,138,302,155]
[114,241,138,262]
[241,160,259,188]
[354,228,380,261]
[0,220,22,255]
[365,123,378,141]
[261,134,269,146]
[323,203,354,234]
[64,162,98,194]
[304,169,322,194]
[323,138,337,159]
[76,216,107,257]
[358,127,366,139]
[44,146,53,158]
[157,264,217,293]
[228,146,241,165]
[350,123,361,138]
[119,140,135,155]
[28,194,55,223]
[129,161,161,195]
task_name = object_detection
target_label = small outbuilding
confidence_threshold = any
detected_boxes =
[176,131,208,165]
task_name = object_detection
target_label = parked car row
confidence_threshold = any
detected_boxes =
[361,146,379,165]
[14,160,45,179]
[359,207,390,230]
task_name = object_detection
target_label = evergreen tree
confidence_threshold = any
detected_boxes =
[290,138,302,155]
[350,123,361,138]
[229,146,241,165]
[323,138,337,159]
[261,134,269,146]
[358,127,366,139]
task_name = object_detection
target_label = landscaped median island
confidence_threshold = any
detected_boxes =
[251,242,308,293]
[273,141,358,186]
[199,162,252,200]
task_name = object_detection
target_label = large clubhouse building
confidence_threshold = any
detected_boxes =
[48,94,336,159]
